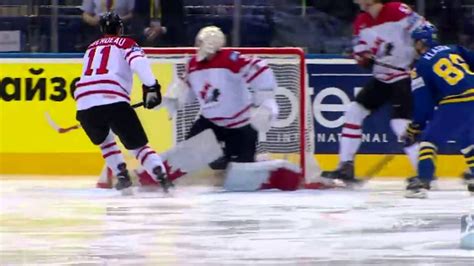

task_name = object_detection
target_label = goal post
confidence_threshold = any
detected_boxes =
[143,47,322,184]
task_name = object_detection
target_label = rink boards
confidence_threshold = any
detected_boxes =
[0,54,465,177]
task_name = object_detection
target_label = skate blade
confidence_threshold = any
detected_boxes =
[158,177,174,194]
[137,185,161,193]
[162,183,176,194]
[332,179,365,189]
[120,187,134,196]
[404,189,428,199]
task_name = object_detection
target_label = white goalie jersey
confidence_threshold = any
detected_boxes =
[182,50,278,128]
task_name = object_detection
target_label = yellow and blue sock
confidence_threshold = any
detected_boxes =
[461,145,474,175]
[418,142,437,183]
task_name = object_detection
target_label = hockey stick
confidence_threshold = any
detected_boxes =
[354,53,410,72]
[373,60,408,72]
[45,102,144,134]
[321,154,395,185]
[359,154,395,180]
[363,54,409,72]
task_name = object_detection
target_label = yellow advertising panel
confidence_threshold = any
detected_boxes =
[0,58,174,175]
[0,57,463,178]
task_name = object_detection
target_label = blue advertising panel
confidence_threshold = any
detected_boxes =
[307,57,459,155]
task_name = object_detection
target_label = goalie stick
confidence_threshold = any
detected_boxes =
[45,102,144,134]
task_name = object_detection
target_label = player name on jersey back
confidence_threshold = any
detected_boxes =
[88,37,130,49]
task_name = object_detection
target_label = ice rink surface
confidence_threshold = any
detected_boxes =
[1,177,473,266]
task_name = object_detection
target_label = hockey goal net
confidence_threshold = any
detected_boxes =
[144,47,321,184]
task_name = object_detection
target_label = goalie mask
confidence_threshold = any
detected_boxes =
[195,26,226,62]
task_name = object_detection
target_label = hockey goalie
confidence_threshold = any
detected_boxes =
[135,26,305,191]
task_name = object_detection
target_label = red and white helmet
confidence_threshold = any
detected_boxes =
[195,26,226,61]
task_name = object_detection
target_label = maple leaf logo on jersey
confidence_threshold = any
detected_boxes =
[210,88,221,102]
[200,82,221,104]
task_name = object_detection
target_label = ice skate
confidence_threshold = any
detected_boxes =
[405,177,430,199]
[468,184,474,196]
[465,173,474,195]
[115,171,133,196]
[209,156,229,170]
[115,174,132,191]
[153,166,174,193]
[463,171,473,184]
[114,163,133,193]
[321,161,361,187]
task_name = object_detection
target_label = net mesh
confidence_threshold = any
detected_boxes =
[145,48,318,181]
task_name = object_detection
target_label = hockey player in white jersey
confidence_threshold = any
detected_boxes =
[323,0,426,184]
[183,26,279,169]
[138,26,303,191]
[75,12,172,192]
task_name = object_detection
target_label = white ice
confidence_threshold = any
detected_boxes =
[0,177,473,265]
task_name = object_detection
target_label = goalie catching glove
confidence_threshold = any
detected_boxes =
[142,80,162,109]
[154,78,193,119]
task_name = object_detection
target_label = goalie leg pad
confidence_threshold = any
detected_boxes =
[164,129,223,173]
[135,168,159,187]
[223,160,302,191]
[137,129,223,186]
[97,166,114,189]
[260,167,302,191]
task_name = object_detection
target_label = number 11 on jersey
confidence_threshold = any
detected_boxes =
[84,46,111,76]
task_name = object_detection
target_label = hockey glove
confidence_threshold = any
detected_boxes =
[142,80,162,109]
[250,98,278,133]
[354,51,374,69]
[403,123,422,147]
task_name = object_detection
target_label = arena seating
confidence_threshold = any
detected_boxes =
[0,0,352,53]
